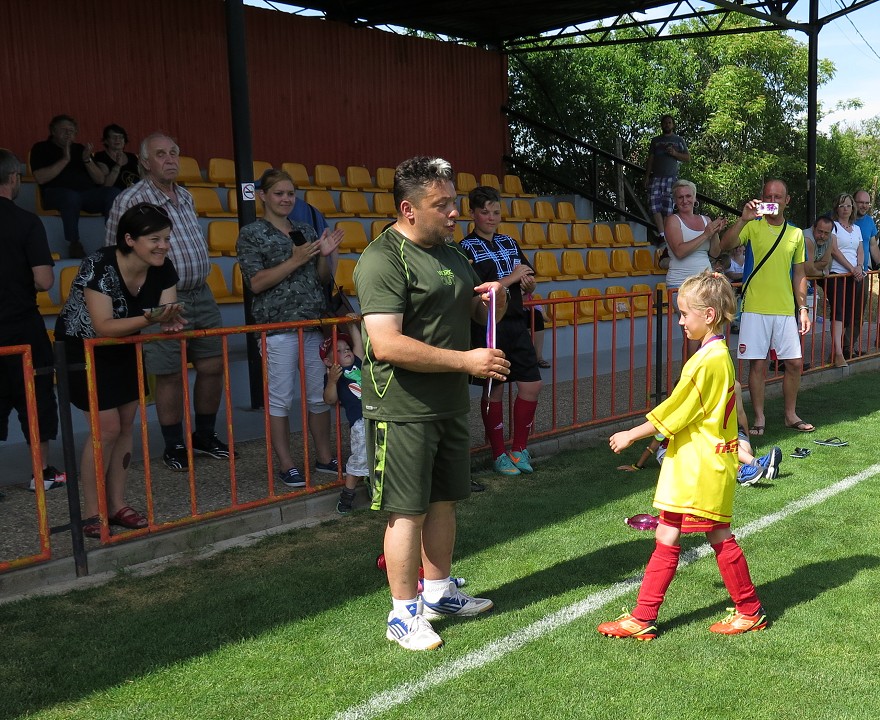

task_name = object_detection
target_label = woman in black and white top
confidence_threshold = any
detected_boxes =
[828,193,864,368]
[56,203,185,537]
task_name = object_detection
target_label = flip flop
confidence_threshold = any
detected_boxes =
[786,420,815,433]
[814,437,848,447]
[790,447,811,458]
[749,426,765,436]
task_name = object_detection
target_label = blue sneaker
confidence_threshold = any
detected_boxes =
[757,446,783,480]
[279,466,305,488]
[494,453,520,476]
[510,449,534,473]
[421,580,494,620]
[736,461,764,487]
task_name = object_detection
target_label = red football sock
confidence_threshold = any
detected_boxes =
[633,541,681,622]
[483,400,506,458]
[712,536,762,616]
[512,397,538,452]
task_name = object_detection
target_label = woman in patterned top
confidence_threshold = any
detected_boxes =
[55,203,185,538]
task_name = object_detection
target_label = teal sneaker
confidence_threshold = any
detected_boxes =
[494,453,521,476]
[510,449,534,473]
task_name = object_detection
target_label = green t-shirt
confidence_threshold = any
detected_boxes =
[354,227,481,421]
[738,219,805,315]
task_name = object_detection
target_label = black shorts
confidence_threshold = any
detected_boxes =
[472,316,541,385]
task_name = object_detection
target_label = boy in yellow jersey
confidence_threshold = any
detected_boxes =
[599,271,767,640]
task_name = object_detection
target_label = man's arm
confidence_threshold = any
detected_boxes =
[791,263,811,335]
[32,265,54,291]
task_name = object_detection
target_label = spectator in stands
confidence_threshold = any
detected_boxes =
[460,185,542,478]
[105,132,234,472]
[95,124,140,190]
[320,325,366,513]
[803,216,834,325]
[354,156,507,651]
[30,114,120,259]
[55,203,186,538]
[0,148,65,492]
[845,190,879,352]
[828,193,864,367]
[665,179,725,357]
[236,168,343,487]
[643,115,690,245]
[720,179,814,435]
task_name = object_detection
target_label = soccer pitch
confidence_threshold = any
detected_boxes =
[3,372,879,720]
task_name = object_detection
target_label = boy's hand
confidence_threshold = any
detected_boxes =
[327,364,343,382]
[609,431,634,454]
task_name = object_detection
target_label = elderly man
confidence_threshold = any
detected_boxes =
[31,114,120,258]
[720,179,814,436]
[0,148,65,491]
[354,156,509,651]
[105,133,233,471]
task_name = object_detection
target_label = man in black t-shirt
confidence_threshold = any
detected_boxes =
[30,114,120,259]
[0,148,65,492]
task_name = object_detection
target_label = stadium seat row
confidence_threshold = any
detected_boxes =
[542,285,656,325]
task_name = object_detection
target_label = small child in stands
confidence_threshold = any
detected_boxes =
[600,271,768,640]
[320,323,367,514]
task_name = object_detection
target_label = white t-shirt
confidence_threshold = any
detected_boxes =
[831,221,863,275]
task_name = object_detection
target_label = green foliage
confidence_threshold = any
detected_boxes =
[508,17,879,226]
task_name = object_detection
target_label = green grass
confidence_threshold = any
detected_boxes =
[3,372,880,719]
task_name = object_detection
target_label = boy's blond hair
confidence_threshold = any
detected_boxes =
[678,270,736,333]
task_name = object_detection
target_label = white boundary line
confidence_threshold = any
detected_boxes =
[332,465,880,720]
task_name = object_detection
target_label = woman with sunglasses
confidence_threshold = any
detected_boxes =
[55,203,185,538]
[236,169,343,488]
[828,192,865,367]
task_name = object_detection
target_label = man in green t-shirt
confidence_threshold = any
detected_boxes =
[720,179,814,436]
[354,156,509,651]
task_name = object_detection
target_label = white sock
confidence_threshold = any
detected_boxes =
[391,597,419,617]
[421,578,452,600]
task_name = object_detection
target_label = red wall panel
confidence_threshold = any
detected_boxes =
[1,0,508,177]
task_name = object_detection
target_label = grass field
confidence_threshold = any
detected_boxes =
[3,372,879,720]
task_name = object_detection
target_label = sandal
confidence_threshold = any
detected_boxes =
[109,505,148,529]
[749,425,764,437]
[786,420,815,433]
[82,515,102,539]
[537,360,551,368]
[814,437,848,447]
[790,447,812,459]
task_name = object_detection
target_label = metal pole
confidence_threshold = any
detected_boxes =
[806,0,820,222]
[654,287,665,407]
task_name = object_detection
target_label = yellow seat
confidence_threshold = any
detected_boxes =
[280,162,320,189]
[375,167,395,191]
[534,201,557,223]
[335,221,369,253]
[177,156,215,187]
[592,225,615,247]
[578,287,613,321]
[497,222,521,243]
[207,221,239,257]
[457,197,472,220]
[452,224,464,243]
[372,193,396,217]
[340,191,384,218]
[207,263,238,303]
[304,190,346,218]
[232,263,244,300]
[570,224,594,248]
[479,173,501,192]
[502,174,536,198]
[252,160,273,180]
[522,223,548,249]
[613,223,636,246]
[59,265,79,305]
[227,189,264,215]
[605,285,632,318]
[561,250,601,280]
[371,219,393,240]
[557,201,590,224]
[189,187,235,218]
[587,249,626,278]
[335,258,357,296]
[314,164,347,191]
[654,282,673,315]
[37,290,61,315]
[610,249,637,275]
[456,172,477,195]
[546,290,574,326]
[345,166,380,191]
[545,223,570,248]
[631,283,652,317]
[534,251,576,282]
[632,248,657,276]
[207,158,236,187]
[509,199,536,223]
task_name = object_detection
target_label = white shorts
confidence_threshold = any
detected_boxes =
[265,331,331,417]
[345,418,369,477]
[736,312,802,360]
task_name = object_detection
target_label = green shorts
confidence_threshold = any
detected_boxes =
[366,415,471,515]
[143,285,223,375]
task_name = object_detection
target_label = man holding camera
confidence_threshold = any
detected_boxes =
[720,179,814,436]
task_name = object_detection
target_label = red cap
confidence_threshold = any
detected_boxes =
[319,333,353,361]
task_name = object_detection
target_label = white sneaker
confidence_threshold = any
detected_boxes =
[386,609,443,651]
[421,580,494,620]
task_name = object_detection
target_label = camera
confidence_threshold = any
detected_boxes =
[756,202,779,216]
